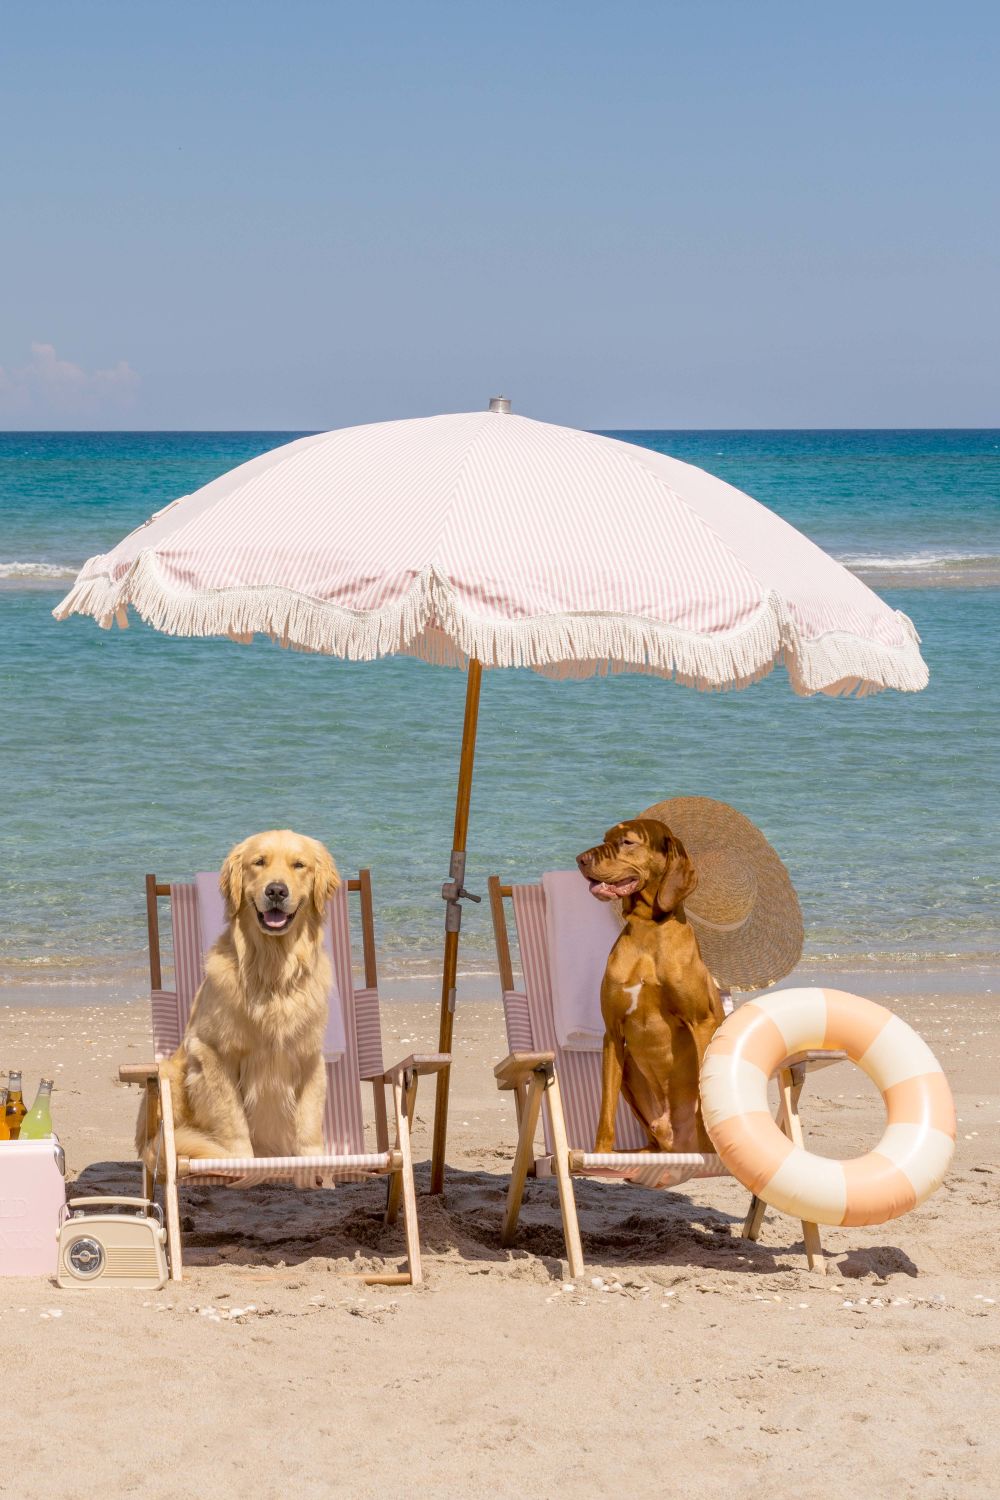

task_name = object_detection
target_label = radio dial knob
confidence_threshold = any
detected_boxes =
[67,1235,105,1278]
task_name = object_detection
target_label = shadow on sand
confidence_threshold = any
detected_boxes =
[69,1158,911,1283]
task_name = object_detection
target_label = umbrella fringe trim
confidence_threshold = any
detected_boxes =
[54,555,929,697]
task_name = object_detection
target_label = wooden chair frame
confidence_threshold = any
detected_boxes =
[121,870,447,1286]
[489,875,840,1279]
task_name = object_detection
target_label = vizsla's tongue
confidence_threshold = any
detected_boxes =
[587,878,637,901]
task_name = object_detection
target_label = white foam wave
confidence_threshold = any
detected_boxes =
[840,551,997,571]
[0,560,79,580]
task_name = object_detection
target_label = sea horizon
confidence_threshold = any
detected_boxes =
[2,425,998,433]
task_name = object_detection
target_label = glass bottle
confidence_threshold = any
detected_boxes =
[4,1072,26,1139]
[19,1079,54,1140]
[0,1089,9,1141]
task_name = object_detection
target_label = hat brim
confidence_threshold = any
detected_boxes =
[640,797,803,991]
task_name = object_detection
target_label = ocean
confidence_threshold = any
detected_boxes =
[1,429,998,1000]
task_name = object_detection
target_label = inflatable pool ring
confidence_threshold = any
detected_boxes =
[699,988,955,1227]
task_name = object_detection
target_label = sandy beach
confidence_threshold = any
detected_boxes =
[2,984,997,1499]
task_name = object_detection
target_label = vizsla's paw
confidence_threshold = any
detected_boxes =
[593,1133,615,1153]
[649,1131,675,1153]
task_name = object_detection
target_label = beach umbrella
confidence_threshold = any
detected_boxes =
[55,400,928,1191]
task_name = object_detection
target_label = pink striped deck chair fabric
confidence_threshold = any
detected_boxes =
[150,876,386,1187]
[502,879,725,1191]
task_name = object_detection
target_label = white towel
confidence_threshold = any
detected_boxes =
[195,872,347,1060]
[542,870,622,1052]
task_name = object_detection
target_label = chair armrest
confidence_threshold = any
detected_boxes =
[119,1064,159,1084]
[783,1049,848,1071]
[382,1053,451,1082]
[494,1051,556,1089]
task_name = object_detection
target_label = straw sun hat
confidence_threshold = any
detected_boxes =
[639,796,803,992]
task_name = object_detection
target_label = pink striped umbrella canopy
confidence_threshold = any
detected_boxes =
[55,409,926,696]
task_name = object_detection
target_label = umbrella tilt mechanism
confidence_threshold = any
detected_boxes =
[442,850,481,1016]
[441,849,481,933]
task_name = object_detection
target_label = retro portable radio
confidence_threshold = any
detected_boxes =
[56,1196,169,1289]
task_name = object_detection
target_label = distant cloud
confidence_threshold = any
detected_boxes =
[0,342,139,423]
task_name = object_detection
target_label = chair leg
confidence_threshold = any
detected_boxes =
[372,1079,390,1154]
[543,1068,585,1281]
[385,1174,401,1227]
[743,1192,767,1242]
[777,1067,825,1274]
[501,1069,545,1248]
[141,1077,157,1202]
[385,1073,418,1227]
[159,1076,184,1282]
[380,1072,398,1221]
[740,1068,825,1272]
[390,1074,423,1286]
[512,1081,538,1177]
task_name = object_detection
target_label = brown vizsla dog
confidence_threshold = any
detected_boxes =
[576,818,725,1154]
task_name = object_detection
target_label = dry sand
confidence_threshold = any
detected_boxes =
[2,987,998,1499]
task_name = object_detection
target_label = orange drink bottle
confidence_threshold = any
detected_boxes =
[0,1089,9,1141]
[5,1072,27,1139]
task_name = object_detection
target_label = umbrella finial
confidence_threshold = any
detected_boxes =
[488,395,511,414]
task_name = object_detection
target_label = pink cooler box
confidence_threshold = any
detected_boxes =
[0,1139,67,1277]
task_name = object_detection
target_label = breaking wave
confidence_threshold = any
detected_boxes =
[0,560,78,582]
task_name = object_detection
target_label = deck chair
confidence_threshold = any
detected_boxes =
[489,875,844,1279]
[121,869,447,1285]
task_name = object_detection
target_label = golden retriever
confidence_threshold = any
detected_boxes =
[577,818,724,1154]
[140,829,340,1167]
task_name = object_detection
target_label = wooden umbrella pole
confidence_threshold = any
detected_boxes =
[430,658,483,1195]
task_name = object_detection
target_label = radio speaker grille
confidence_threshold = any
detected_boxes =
[105,1246,160,1276]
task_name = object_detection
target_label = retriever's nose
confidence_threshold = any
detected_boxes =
[264,881,289,904]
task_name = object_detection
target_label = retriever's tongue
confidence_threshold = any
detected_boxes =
[263,908,288,928]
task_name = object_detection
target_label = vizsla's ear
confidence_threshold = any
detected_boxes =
[219,842,245,918]
[655,835,698,915]
[311,841,341,914]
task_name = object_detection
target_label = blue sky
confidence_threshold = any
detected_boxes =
[1,1,997,429]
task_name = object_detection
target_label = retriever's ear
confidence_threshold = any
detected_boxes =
[655,835,698,915]
[219,842,246,918]
[311,841,341,914]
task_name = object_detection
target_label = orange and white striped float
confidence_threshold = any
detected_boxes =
[700,988,955,1226]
